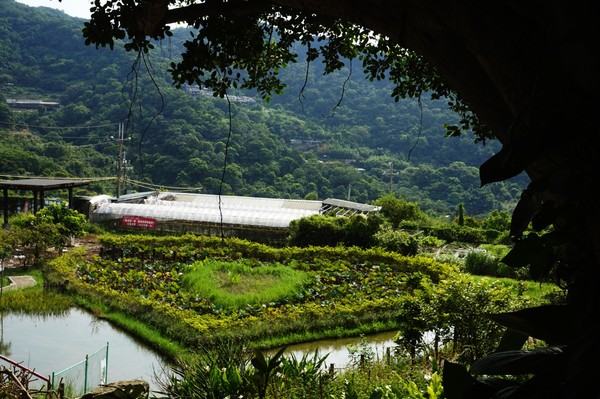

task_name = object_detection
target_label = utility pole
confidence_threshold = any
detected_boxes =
[122,151,128,195]
[387,162,398,193]
[0,258,3,300]
[112,123,130,198]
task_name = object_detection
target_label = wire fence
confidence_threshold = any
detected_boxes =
[51,343,109,397]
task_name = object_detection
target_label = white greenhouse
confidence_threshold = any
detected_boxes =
[87,191,379,244]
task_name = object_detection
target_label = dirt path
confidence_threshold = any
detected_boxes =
[2,275,37,291]
[73,234,101,259]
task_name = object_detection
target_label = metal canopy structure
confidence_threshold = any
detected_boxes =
[320,198,380,216]
[0,178,91,227]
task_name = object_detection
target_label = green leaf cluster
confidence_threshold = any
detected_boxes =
[45,233,556,359]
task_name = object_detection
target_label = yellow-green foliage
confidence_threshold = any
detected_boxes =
[96,233,458,281]
[49,233,552,357]
[0,288,73,314]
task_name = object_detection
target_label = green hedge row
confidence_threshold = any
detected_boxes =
[96,233,456,282]
[45,234,459,353]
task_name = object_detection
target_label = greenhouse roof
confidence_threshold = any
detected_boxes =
[92,192,326,228]
[91,192,380,229]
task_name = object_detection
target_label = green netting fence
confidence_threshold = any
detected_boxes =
[51,343,109,397]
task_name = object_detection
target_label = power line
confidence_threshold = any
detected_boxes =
[0,120,120,130]
[125,178,202,192]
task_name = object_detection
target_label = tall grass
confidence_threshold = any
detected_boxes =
[154,335,442,399]
[0,269,73,314]
[464,248,499,276]
[470,275,565,303]
[180,259,311,310]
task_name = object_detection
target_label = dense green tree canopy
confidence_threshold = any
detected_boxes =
[87,1,598,397]
[1,0,528,217]
[23,1,600,397]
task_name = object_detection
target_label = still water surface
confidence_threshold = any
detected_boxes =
[1,307,401,392]
[0,308,169,392]
[274,330,399,370]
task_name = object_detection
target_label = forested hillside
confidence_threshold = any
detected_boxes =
[0,0,528,216]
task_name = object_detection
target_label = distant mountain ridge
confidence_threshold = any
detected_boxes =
[0,0,528,216]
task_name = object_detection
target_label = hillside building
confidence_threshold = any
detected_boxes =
[6,98,60,110]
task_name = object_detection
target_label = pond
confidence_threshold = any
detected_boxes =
[1,307,405,394]
[0,308,170,393]
[269,330,401,370]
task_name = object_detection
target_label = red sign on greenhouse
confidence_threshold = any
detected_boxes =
[121,216,157,229]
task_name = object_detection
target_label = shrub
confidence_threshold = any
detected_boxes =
[474,244,530,279]
[9,213,62,266]
[481,209,512,232]
[343,213,382,248]
[373,194,424,228]
[373,228,419,256]
[10,203,88,256]
[287,214,345,247]
[418,235,445,248]
[288,214,382,249]
[427,224,487,244]
[398,220,423,231]
[0,228,15,260]
[464,248,498,276]
[36,202,87,240]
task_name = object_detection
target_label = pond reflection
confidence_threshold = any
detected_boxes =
[270,330,400,370]
[0,308,169,392]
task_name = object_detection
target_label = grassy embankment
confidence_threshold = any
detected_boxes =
[24,233,561,364]
[2,231,561,351]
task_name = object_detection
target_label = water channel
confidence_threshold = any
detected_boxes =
[1,307,401,392]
